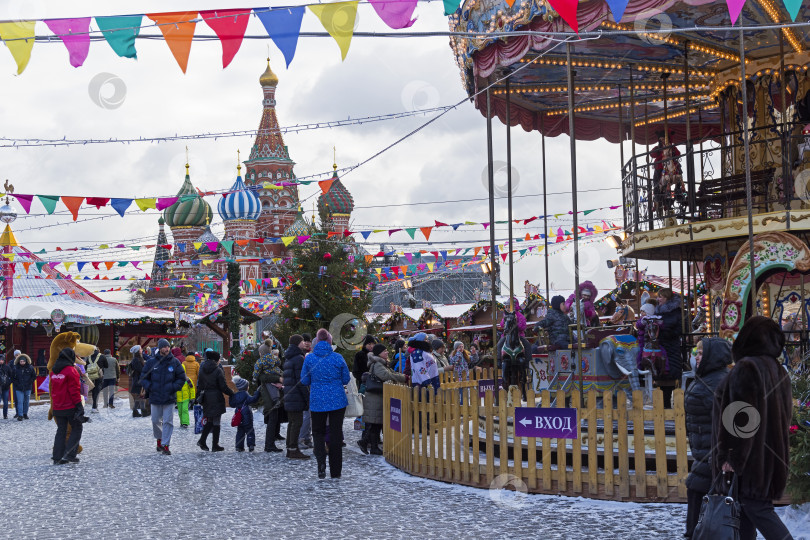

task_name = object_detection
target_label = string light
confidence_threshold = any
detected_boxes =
[544,93,711,116]
[634,102,719,127]
[493,82,709,95]
[517,56,715,78]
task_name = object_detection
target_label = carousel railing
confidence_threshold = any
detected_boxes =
[622,121,804,233]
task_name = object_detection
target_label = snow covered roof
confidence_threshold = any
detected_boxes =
[432,303,474,319]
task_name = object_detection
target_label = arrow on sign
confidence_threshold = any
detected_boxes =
[519,418,532,427]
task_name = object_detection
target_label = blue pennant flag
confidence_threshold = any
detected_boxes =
[255,7,305,68]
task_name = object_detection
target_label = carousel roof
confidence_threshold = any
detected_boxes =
[450,0,810,144]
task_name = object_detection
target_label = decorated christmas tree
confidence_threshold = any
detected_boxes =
[275,223,374,365]
[789,368,810,503]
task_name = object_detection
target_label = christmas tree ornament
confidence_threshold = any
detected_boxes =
[302,299,310,309]
[319,266,327,276]
[348,254,355,262]
[323,252,332,262]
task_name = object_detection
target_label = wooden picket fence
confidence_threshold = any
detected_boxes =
[383,369,690,502]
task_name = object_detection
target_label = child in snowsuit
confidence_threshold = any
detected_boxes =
[231,376,261,452]
[176,363,194,428]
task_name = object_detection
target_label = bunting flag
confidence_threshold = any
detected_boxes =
[96,15,142,59]
[44,18,92,68]
[725,0,746,24]
[420,227,432,241]
[783,0,802,20]
[156,197,178,211]
[546,0,579,32]
[318,179,335,194]
[86,197,109,209]
[13,194,33,214]
[111,198,132,217]
[147,11,198,73]
[369,0,417,29]
[443,0,463,15]
[61,196,84,221]
[200,9,251,69]
[135,198,156,211]
[605,0,630,22]
[308,1,359,61]
[37,195,59,215]
[255,7,305,68]
[0,21,36,74]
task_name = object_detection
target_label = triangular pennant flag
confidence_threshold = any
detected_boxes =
[0,21,36,74]
[117,261,129,267]
[783,0,802,20]
[405,253,413,263]
[44,18,92,67]
[255,7,305,68]
[108,198,132,217]
[92,262,100,270]
[77,262,86,272]
[193,242,202,250]
[86,197,110,209]
[199,9,251,68]
[146,12,198,73]
[105,262,115,270]
[297,235,310,245]
[360,231,372,240]
[282,237,294,247]
[156,197,179,211]
[443,0,463,15]
[22,262,31,273]
[64,261,74,272]
[420,227,432,241]
[61,196,84,221]
[36,261,46,272]
[13,194,33,214]
[451,223,462,230]
[725,0,746,24]
[482,223,489,230]
[318,179,335,194]
[605,0,630,22]
[135,198,156,211]
[96,15,142,58]
[220,241,234,255]
[435,220,449,228]
[369,0,417,29]
[474,247,481,257]
[427,263,434,272]
[308,1,359,61]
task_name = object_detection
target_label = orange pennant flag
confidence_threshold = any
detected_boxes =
[319,179,335,194]
[61,196,84,221]
[22,262,31,273]
[365,255,373,264]
[420,227,432,241]
[474,247,481,257]
[105,261,115,270]
[236,239,250,247]
[147,12,198,73]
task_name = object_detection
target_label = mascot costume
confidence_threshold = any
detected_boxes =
[47,331,97,454]
[565,281,600,341]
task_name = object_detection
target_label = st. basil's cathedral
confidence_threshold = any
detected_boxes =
[144,59,354,311]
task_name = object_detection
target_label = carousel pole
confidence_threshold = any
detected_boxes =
[739,28,758,320]
[619,84,625,231]
[645,101,653,230]
[506,78,515,310]
[684,42,695,218]
[566,43,584,399]
[541,116,550,301]
[779,35,790,199]
[486,85,500,398]
[629,67,639,230]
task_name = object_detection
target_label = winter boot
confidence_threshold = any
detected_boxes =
[317,461,327,479]
[357,439,369,455]
[211,425,225,452]
[370,427,383,455]
[156,439,162,452]
[197,423,212,451]
[132,410,141,418]
[286,448,311,460]
[161,445,171,456]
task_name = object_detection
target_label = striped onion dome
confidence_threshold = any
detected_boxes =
[284,206,311,237]
[317,166,354,216]
[164,165,213,228]
[218,168,261,221]
[195,225,220,254]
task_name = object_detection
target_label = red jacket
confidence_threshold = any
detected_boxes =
[51,364,81,411]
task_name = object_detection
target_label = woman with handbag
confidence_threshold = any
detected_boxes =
[301,329,351,479]
[683,338,731,538]
[358,344,406,455]
[196,350,234,452]
[707,316,792,540]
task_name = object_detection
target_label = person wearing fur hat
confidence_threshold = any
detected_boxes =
[535,295,570,350]
[11,353,36,420]
[128,345,147,418]
[408,333,439,392]
[140,338,187,455]
[712,316,792,540]
[352,335,377,386]
[50,348,85,464]
[196,350,235,452]
[358,344,406,455]
[230,376,261,452]
[253,339,285,452]
[301,328,351,479]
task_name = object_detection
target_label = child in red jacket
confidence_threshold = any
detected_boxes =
[50,348,86,464]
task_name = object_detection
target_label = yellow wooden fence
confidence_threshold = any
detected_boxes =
[383,369,689,502]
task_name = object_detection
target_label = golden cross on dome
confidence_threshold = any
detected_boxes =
[237,149,242,173]
[185,146,190,173]
[333,146,337,171]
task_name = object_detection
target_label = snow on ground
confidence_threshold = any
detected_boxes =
[2,395,809,539]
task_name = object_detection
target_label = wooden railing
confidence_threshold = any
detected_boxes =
[384,370,690,503]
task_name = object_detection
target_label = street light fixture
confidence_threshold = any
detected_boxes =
[402,278,412,290]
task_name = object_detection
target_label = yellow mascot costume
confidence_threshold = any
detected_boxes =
[47,331,97,453]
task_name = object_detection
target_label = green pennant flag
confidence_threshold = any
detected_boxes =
[583,209,597,216]
[405,228,416,239]
[131,246,141,251]
[95,15,142,59]
[220,241,234,255]
[117,261,128,267]
[443,0,462,15]
[462,248,470,255]
[38,195,59,215]
[35,262,46,272]
[179,194,197,203]
[519,249,527,257]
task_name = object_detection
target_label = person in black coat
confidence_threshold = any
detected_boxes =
[655,288,683,408]
[196,350,234,452]
[12,354,37,420]
[683,337,731,538]
[712,316,792,540]
[283,335,310,459]
[352,335,377,384]
[128,346,146,418]
[0,356,12,419]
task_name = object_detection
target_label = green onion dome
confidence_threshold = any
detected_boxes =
[163,165,213,228]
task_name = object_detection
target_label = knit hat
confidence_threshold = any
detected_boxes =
[289,334,304,347]
[206,350,220,361]
[301,333,312,342]
[431,339,445,351]
[551,295,565,310]
[315,328,333,345]
[640,304,656,318]
[372,344,387,356]
[362,335,377,347]
[232,375,249,391]
[129,345,141,354]
[13,350,20,357]
[453,341,464,351]
[157,338,170,350]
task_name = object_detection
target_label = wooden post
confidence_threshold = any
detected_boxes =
[633,389,646,499]
[527,387,538,490]
[618,390,630,498]
[556,389,567,492]
[603,389,615,497]
[587,390,599,496]
[653,389,668,498]
[571,389,582,493]
[674,389,689,499]
[485,388,495,485]
[498,387,508,478]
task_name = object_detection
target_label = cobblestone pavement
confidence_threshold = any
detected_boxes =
[2,397,807,539]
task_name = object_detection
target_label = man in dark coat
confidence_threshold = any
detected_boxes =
[139,339,186,455]
[684,337,731,538]
[352,335,377,384]
[283,335,310,460]
[196,350,234,452]
[128,346,146,418]
[712,316,792,540]
[0,355,12,419]
[655,288,683,408]
[535,295,571,350]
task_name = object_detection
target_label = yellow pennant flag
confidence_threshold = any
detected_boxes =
[135,198,157,211]
[308,1,358,61]
[282,237,294,247]
[203,260,214,266]
[1,253,13,260]
[427,263,434,271]
[262,182,283,190]
[193,242,202,250]
[271,278,279,287]
[138,289,146,293]
[0,21,36,74]
[64,261,74,272]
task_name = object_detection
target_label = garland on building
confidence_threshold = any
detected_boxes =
[226,262,241,360]
[382,311,418,332]
[417,308,443,330]
[456,300,506,327]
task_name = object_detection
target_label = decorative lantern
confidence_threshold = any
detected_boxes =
[352,289,360,298]
[319,266,327,276]
[302,299,310,309]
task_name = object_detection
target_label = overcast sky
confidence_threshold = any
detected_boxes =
[0,0,641,307]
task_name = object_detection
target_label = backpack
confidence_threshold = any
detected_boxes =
[0,368,9,388]
[97,355,109,370]
[230,405,244,427]
[86,354,102,380]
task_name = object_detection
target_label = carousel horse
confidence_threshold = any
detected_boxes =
[497,311,531,401]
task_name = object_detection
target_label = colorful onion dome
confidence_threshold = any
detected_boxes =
[195,225,220,254]
[164,165,213,228]
[260,58,279,87]
[218,166,261,221]
[284,206,312,237]
[317,165,354,216]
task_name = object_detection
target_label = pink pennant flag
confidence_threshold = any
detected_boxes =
[157,197,179,210]
[44,18,92,67]
[725,0,746,24]
[404,253,413,263]
[368,0,417,29]
[199,9,251,68]
[546,0,579,32]
[86,197,110,209]
[296,235,310,245]
[13,194,33,214]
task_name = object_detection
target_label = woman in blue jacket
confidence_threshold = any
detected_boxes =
[301,329,351,480]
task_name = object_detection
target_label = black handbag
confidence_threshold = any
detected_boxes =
[365,370,384,393]
[693,472,741,540]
